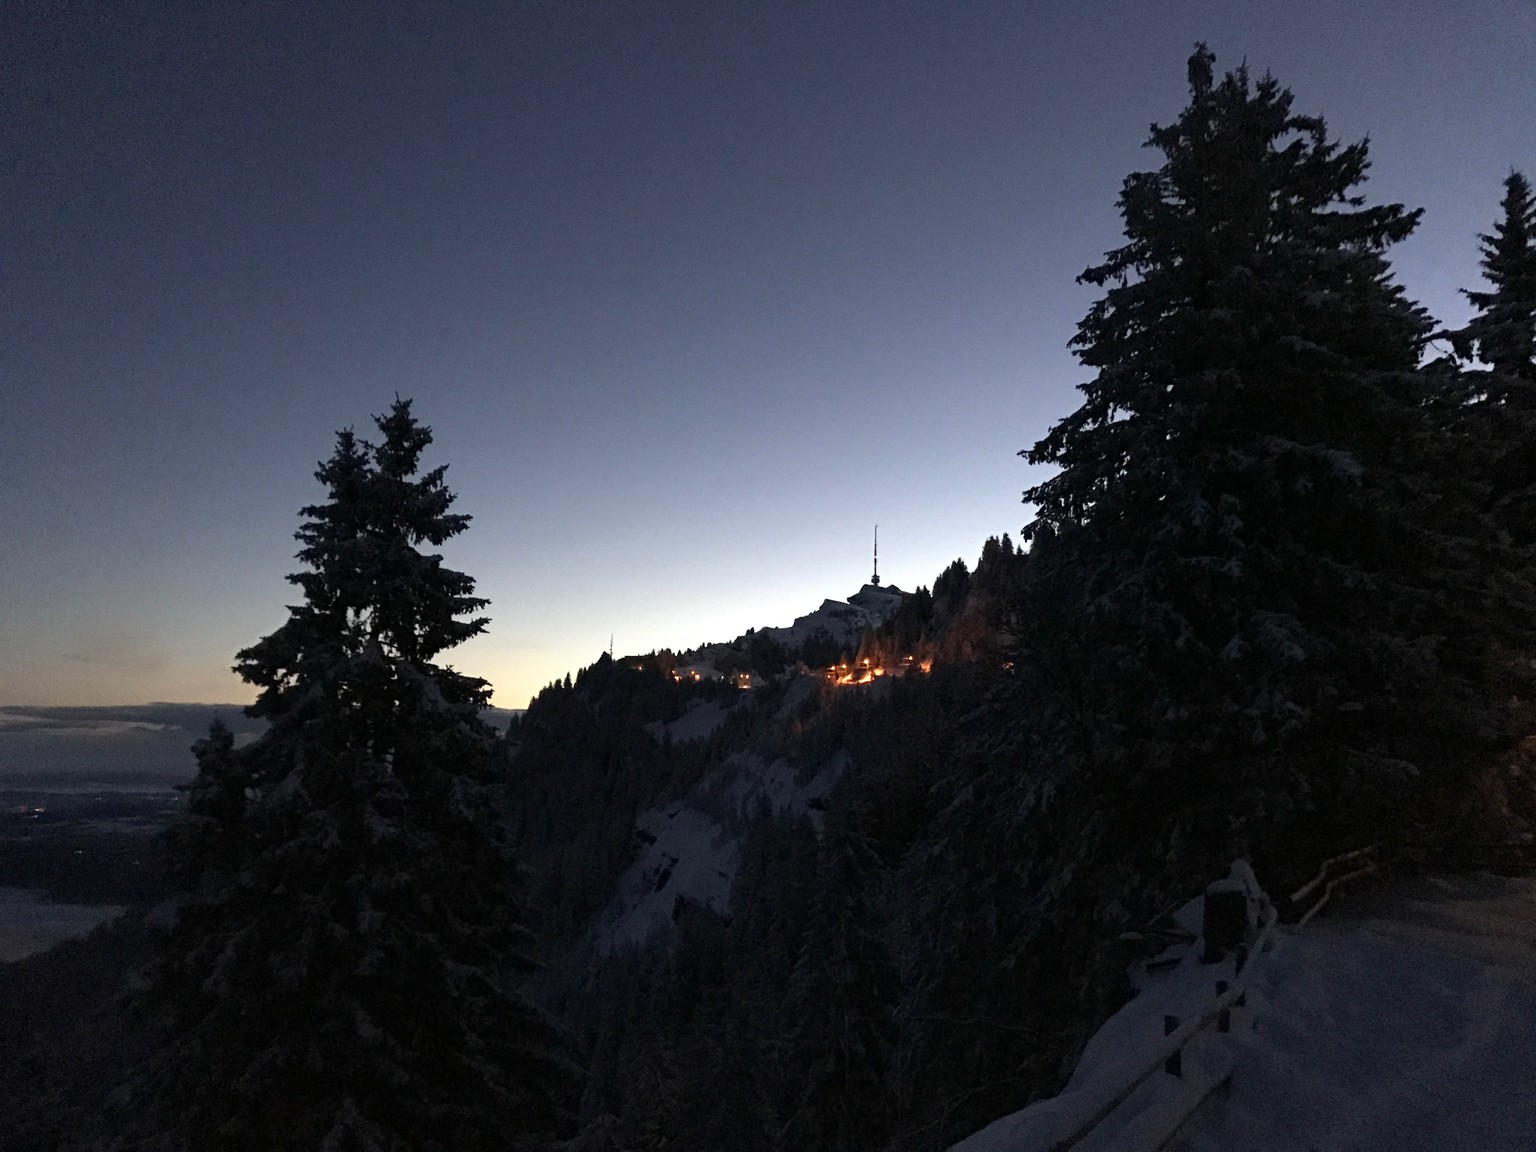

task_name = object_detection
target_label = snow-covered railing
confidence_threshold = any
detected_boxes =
[1288,845,1380,928]
[949,861,1277,1152]
[952,834,1536,1152]
[1040,905,1278,1152]
[953,837,1536,1152]
[1285,838,1536,929]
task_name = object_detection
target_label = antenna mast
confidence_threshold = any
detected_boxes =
[872,524,880,586]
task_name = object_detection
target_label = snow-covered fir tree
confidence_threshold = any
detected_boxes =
[134,400,578,1151]
[1448,171,1536,396]
[1444,171,1536,552]
[1021,45,1508,857]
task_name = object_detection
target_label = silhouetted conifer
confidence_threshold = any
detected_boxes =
[1448,171,1536,395]
[932,558,970,619]
[1444,172,1536,549]
[135,400,578,1151]
[1022,45,1504,854]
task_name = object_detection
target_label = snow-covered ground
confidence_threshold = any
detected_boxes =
[0,886,126,963]
[1170,871,1536,1152]
[949,870,1536,1152]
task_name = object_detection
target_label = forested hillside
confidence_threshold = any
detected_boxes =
[502,48,1536,1152]
[508,538,1049,1151]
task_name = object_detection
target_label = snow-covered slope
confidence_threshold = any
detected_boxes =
[593,585,911,955]
[642,697,734,744]
[595,803,740,952]
[593,736,844,953]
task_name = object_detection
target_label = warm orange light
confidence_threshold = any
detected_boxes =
[831,668,876,686]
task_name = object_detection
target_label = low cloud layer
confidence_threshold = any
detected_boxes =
[0,704,518,788]
[0,704,260,787]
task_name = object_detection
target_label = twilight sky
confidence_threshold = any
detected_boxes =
[4,1,1533,710]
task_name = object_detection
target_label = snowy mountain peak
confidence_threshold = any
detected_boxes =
[759,583,907,651]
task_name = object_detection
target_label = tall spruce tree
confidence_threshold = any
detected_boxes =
[1021,46,1499,860]
[1448,171,1536,397]
[1444,172,1536,549]
[135,400,577,1151]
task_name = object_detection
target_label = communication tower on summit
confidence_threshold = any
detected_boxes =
[871,524,880,586]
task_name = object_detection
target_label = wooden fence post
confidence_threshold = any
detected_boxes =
[1164,1015,1182,1077]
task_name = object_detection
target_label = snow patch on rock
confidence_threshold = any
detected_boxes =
[643,697,733,744]
[705,750,844,823]
[761,583,906,650]
[594,749,846,954]
[595,805,739,952]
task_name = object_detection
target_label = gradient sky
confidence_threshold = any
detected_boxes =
[5,1,1533,709]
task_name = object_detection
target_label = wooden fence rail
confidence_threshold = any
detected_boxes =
[1026,905,1279,1152]
[964,840,1535,1152]
[1039,838,1534,1151]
